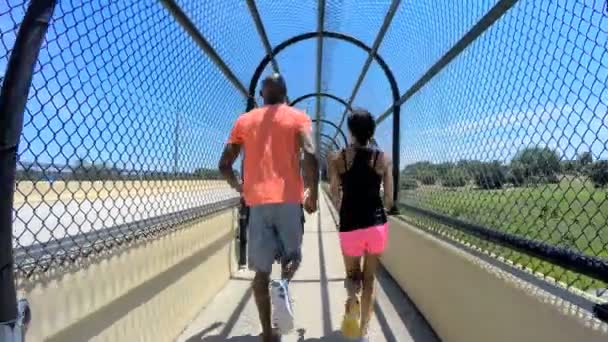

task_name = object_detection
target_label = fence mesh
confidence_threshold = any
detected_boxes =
[398,1,608,298]
[3,0,608,300]
[3,0,244,276]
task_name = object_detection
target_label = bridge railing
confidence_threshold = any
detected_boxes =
[0,0,251,281]
[394,0,608,320]
[1,0,608,336]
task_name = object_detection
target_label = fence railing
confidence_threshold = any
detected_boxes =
[396,0,608,317]
[2,0,608,330]
[1,0,249,280]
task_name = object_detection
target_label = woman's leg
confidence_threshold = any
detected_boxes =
[340,231,364,337]
[360,254,380,337]
[343,255,362,298]
[342,255,363,338]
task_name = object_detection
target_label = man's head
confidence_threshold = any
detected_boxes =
[260,73,287,105]
[347,109,376,145]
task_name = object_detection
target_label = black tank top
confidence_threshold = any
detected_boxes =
[338,147,387,232]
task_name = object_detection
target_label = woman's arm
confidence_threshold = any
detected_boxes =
[382,153,394,211]
[327,152,342,210]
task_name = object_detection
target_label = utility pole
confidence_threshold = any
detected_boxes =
[174,111,179,175]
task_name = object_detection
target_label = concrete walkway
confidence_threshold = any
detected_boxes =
[177,194,438,342]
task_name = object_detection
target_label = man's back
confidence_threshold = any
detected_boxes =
[228,104,311,206]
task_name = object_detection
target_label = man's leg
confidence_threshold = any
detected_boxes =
[248,205,278,341]
[268,203,304,335]
[275,204,305,280]
[253,272,273,341]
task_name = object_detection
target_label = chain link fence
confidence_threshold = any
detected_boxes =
[3,0,607,307]
[399,1,608,299]
[1,0,252,277]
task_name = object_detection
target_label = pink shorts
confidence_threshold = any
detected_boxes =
[339,223,389,257]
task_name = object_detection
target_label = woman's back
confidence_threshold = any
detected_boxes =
[328,109,393,341]
[338,146,387,232]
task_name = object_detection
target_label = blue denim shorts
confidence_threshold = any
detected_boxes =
[247,203,304,273]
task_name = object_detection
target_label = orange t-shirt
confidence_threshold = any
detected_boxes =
[228,104,311,206]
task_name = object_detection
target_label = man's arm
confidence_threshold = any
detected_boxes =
[298,129,319,211]
[218,143,243,193]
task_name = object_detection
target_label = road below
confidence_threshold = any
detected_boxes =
[13,188,238,248]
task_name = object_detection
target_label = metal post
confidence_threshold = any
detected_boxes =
[0,0,57,340]
[238,94,261,268]
[174,111,179,174]
[390,104,400,214]
[237,197,248,268]
[315,0,326,164]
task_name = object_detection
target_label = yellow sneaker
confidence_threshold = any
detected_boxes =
[341,298,361,339]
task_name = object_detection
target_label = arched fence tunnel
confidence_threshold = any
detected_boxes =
[1,0,608,341]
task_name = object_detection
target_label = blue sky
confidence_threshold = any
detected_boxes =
[0,0,606,172]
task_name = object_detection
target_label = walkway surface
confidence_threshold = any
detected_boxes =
[177,194,438,342]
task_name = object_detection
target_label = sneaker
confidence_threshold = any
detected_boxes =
[259,331,282,342]
[341,297,361,339]
[270,279,295,334]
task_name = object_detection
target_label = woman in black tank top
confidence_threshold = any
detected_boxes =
[327,109,394,341]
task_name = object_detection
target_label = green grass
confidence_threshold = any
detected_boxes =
[400,179,608,259]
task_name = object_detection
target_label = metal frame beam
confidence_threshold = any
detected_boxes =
[376,0,519,123]
[159,0,253,102]
[315,0,326,163]
[0,0,57,330]
[245,0,280,74]
[334,0,401,135]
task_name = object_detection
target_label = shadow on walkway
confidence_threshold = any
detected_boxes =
[181,194,438,342]
[189,330,346,342]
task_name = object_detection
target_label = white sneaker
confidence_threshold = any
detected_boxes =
[270,279,295,334]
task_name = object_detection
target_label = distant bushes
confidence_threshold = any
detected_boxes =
[588,161,608,188]
[400,178,418,190]
[420,174,437,185]
[442,168,467,188]
[510,147,560,185]
[401,146,607,190]
[471,161,506,190]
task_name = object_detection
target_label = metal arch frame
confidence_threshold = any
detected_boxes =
[246,31,401,212]
[290,92,351,111]
[246,31,400,113]
[319,133,340,151]
[312,119,348,147]
[289,92,351,146]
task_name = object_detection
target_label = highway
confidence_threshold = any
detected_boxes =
[12,188,239,249]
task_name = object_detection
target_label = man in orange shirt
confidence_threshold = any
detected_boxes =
[219,73,319,341]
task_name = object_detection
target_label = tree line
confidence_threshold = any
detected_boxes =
[16,158,237,182]
[401,147,608,190]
